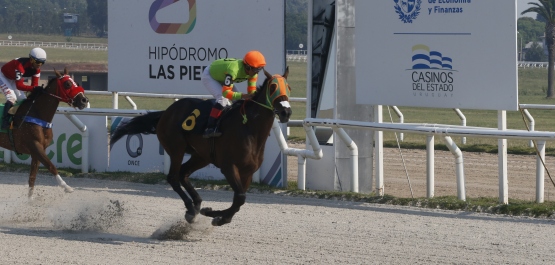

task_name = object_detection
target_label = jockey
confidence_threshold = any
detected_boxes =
[0,47,46,129]
[201,50,266,138]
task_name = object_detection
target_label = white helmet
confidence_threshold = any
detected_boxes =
[29,47,47,64]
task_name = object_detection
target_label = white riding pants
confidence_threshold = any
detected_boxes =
[202,65,231,107]
[0,72,26,104]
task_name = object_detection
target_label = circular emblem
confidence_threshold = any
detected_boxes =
[394,0,422,23]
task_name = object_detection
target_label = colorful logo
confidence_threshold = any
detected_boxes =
[411,45,453,70]
[410,44,456,95]
[149,0,196,34]
[394,0,421,23]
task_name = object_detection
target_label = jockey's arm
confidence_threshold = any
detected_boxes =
[221,74,243,100]
[247,74,257,94]
[15,75,38,92]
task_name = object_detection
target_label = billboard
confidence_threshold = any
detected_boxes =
[4,115,108,171]
[108,0,285,94]
[355,0,518,110]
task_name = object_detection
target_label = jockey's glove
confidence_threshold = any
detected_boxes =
[33,86,44,94]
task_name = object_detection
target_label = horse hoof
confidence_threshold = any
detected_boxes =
[211,217,222,226]
[200,207,212,216]
[185,213,196,223]
[28,187,34,199]
[64,186,74,193]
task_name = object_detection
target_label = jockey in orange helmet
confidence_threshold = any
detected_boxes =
[201,50,266,138]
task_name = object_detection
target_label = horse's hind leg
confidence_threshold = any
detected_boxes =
[165,149,199,223]
[31,153,73,193]
[27,159,40,199]
[179,154,209,222]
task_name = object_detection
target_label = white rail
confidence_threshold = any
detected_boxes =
[303,118,555,203]
[0,40,108,51]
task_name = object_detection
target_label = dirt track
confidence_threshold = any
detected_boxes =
[1,172,555,264]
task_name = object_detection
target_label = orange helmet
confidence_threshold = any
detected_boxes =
[243,50,266,68]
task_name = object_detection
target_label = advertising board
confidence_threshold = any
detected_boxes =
[6,115,108,171]
[355,0,518,110]
[108,0,285,94]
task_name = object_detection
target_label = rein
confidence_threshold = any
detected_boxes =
[240,75,290,124]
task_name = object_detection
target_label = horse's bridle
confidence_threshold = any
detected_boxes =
[44,75,85,107]
[241,75,291,124]
[252,75,291,111]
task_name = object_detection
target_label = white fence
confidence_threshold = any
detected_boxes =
[0,40,108,51]
[5,90,553,204]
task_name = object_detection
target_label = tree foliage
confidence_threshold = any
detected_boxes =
[0,0,105,37]
[286,0,308,51]
[526,42,548,61]
[521,0,555,98]
[0,0,304,46]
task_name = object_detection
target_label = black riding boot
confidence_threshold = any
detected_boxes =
[1,101,13,130]
[203,104,224,138]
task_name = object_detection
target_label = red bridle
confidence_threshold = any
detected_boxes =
[48,75,85,106]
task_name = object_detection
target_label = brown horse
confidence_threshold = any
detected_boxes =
[0,68,89,198]
[110,68,292,226]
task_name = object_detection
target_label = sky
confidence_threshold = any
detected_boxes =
[518,0,539,18]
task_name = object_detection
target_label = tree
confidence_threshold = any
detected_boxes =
[522,0,555,98]
[286,0,308,51]
[86,0,107,37]
[526,42,548,61]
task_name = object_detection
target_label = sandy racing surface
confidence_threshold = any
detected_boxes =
[1,168,555,264]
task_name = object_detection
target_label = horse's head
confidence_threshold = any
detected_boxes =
[255,67,292,123]
[42,68,89,110]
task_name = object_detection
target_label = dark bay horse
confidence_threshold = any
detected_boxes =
[110,68,292,226]
[0,68,89,198]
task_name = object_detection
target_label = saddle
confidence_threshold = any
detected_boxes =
[181,99,234,135]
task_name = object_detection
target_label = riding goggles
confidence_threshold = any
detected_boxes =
[31,56,46,64]
[245,64,263,73]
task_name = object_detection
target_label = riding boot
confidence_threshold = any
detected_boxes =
[203,104,224,138]
[1,101,13,130]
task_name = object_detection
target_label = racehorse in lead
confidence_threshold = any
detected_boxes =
[110,67,292,226]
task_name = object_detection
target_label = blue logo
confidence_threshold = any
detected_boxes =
[410,45,456,95]
[411,45,453,70]
[394,0,422,23]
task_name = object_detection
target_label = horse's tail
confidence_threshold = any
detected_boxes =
[110,111,164,149]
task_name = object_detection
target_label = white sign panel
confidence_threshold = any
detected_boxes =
[6,115,108,171]
[108,0,285,94]
[356,0,518,110]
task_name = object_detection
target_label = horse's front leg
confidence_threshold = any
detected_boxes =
[201,165,253,226]
[200,192,246,226]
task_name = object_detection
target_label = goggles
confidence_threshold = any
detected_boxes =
[31,56,46,65]
[245,64,263,73]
